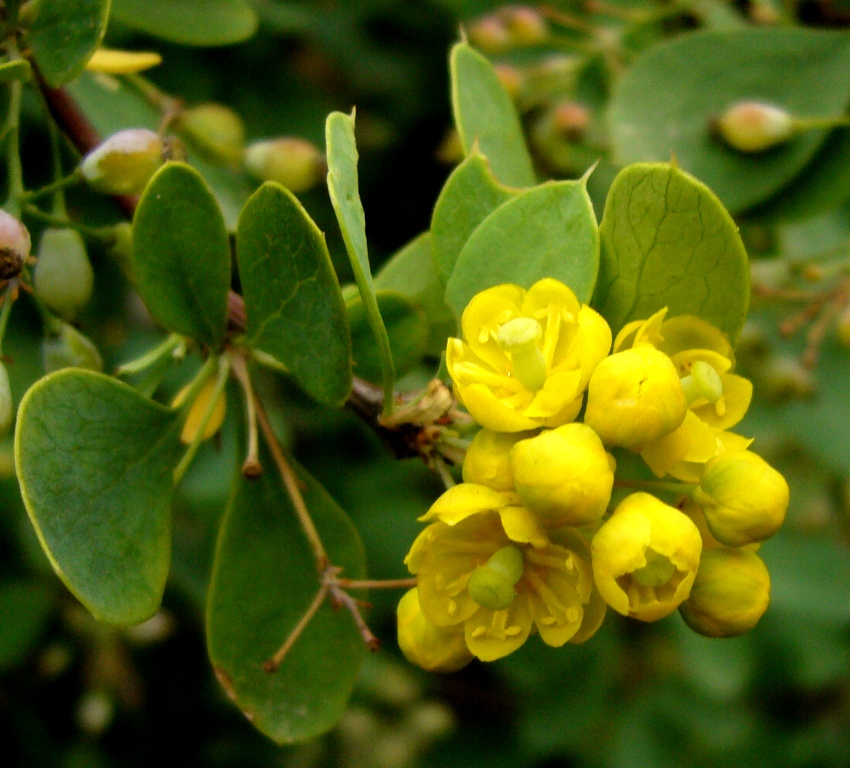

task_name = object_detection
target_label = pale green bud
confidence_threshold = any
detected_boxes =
[80,129,164,195]
[0,210,30,279]
[41,323,103,373]
[34,228,94,321]
[180,103,245,164]
[243,138,326,193]
[679,548,770,637]
[715,101,795,153]
[467,545,524,610]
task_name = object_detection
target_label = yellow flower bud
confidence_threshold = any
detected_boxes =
[85,48,162,75]
[172,376,227,444]
[80,129,164,195]
[462,429,534,491]
[397,589,473,672]
[715,101,795,153]
[694,451,788,547]
[584,345,687,449]
[180,103,245,165]
[591,493,702,621]
[447,279,611,432]
[0,210,30,279]
[510,423,614,527]
[468,16,513,54]
[504,7,549,46]
[679,549,770,637]
[244,138,326,193]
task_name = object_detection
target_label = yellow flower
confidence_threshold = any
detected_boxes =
[679,548,770,637]
[462,429,535,491]
[693,450,789,547]
[172,375,227,444]
[591,492,702,621]
[405,484,601,661]
[396,588,473,672]
[446,279,611,432]
[584,344,687,449]
[510,423,615,527]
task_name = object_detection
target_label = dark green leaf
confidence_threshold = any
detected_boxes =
[609,29,850,213]
[15,370,181,625]
[375,232,456,357]
[348,290,429,384]
[431,151,517,286]
[444,180,599,317]
[450,42,535,188]
[110,0,258,46]
[237,182,352,406]
[133,163,231,348]
[596,163,749,343]
[29,0,109,87]
[207,446,367,744]
[0,581,54,670]
[0,59,31,84]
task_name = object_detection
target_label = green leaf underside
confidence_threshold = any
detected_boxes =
[15,370,181,625]
[110,0,258,46]
[450,42,536,189]
[206,444,367,745]
[29,0,110,87]
[596,163,749,344]
[237,182,352,406]
[445,180,599,318]
[431,151,518,287]
[375,232,457,357]
[348,290,429,384]
[609,29,850,213]
[133,163,231,347]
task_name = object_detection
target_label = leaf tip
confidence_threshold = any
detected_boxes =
[580,159,600,186]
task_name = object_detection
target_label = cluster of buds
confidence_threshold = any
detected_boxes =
[468,6,550,54]
[397,279,788,671]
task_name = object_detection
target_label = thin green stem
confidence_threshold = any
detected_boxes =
[0,281,16,356]
[614,478,698,496]
[173,355,231,485]
[23,204,115,241]
[361,289,395,417]
[117,333,184,375]
[47,117,67,217]
[3,42,23,216]
[19,171,82,205]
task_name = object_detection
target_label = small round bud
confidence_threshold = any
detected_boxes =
[758,356,815,402]
[467,545,524,610]
[714,101,795,153]
[695,450,788,547]
[553,102,591,142]
[511,423,614,527]
[42,323,104,373]
[494,64,524,100]
[468,16,512,54]
[0,362,13,436]
[80,128,165,195]
[504,7,548,46]
[0,211,30,279]
[679,548,770,637]
[172,375,227,445]
[34,228,94,321]
[243,138,326,193]
[396,589,473,673]
[462,429,532,491]
[179,103,245,164]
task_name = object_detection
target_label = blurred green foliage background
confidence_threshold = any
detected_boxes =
[3,1,850,767]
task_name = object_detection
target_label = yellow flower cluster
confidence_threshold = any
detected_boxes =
[397,279,789,671]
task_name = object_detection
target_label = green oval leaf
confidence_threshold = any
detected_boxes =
[110,0,258,46]
[450,42,535,188]
[348,290,429,384]
[15,370,181,625]
[609,29,850,213]
[431,151,518,286]
[133,163,231,348]
[207,448,367,744]
[237,182,352,406]
[444,180,599,317]
[596,162,750,344]
[29,0,110,87]
[375,232,456,357]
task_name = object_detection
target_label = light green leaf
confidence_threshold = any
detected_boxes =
[133,163,231,348]
[110,0,258,46]
[326,111,394,409]
[596,163,749,343]
[0,581,54,670]
[375,232,456,356]
[28,0,110,87]
[15,370,181,625]
[237,182,352,407]
[445,180,599,317]
[0,59,31,84]
[609,29,850,213]
[450,42,535,188]
[207,445,366,744]
[348,290,429,384]
[431,151,518,286]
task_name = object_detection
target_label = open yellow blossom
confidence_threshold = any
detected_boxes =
[510,423,615,527]
[397,588,473,672]
[693,450,789,547]
[404,483,601,662]
[446,279,611,432]
[591,492,702,621]
[679,548,770,637]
